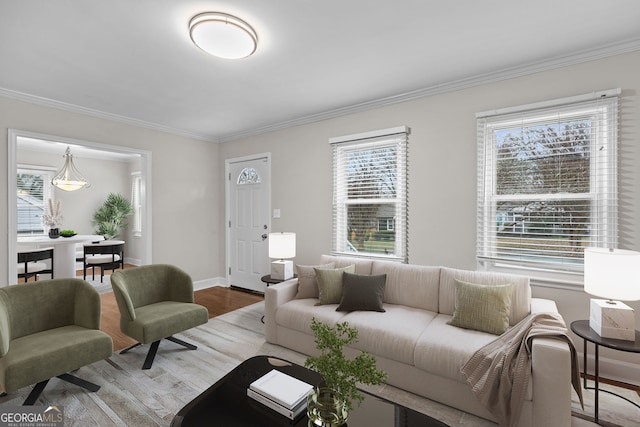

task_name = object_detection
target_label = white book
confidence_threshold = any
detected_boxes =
[249,369,314,410]
[247,388,307,420]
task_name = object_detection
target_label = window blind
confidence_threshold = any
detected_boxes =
[477,92,619,273]
[330,127,408,261]
[17,166,55,235]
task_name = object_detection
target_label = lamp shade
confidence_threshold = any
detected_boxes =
[269,232,296,259]
[584,247,640,301]
[51,147,90,191]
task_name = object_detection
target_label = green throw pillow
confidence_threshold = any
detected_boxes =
[336,272,386,312]
[295,262,335,299]
[314,265,355,305]
[447,279,512,335]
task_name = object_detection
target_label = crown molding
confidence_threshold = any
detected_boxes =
[218,37,640,142]
[2,37,640,145]
[0,87,219,143]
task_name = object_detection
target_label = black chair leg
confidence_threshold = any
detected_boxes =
[120,338,198,370]
[57,373,100,392]
[119,342,143,354]
[166,336,198,350]
[142,341,161,370]
[23,379,49,405]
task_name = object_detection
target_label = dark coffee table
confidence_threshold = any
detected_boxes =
[171,355,449,426]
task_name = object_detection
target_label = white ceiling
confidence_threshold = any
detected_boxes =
[2,1,640,143]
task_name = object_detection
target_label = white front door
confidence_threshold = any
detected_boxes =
[227,155,270,292]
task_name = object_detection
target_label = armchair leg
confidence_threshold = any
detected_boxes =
[166,336,198,350]
[120,338,198,370]
[142,341,161,370]
[24,380,49,405]
[120,342,143,354]
[57,373,100,392]
[23,373,101,406]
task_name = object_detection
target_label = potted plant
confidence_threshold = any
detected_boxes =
[92,192,134,240]
[304,317,387,426]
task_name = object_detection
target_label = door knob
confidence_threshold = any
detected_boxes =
[261,234,268,241]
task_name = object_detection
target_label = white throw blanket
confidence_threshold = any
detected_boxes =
[461,312,583,427]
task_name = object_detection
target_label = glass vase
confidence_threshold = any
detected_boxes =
[307,387,348,427]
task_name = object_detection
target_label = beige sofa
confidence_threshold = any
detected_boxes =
[265,255,573,427]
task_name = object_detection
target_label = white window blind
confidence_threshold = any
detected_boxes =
[477,90,619,275]
[17,166,55,235]
[330,126,408,262]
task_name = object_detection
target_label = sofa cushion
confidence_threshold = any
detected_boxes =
[320,255,373,275]
[275,299,348,334]
[295,262,335,299]
[447,280,512,335]
[340,305,437,365]
[439,268,531,325]
[414,314,497,384]
[315,265,355,305]
[371,261,440,312]
[336,273,386,312]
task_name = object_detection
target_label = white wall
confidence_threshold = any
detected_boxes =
[219,50,640,384]
[1,96,221,282]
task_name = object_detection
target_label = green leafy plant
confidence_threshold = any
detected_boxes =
[304,318,387,411]
[59,229,77,237]
[92,192,134,240]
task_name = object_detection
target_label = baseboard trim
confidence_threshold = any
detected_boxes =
[580,351,640,387]
[193,277,228,291]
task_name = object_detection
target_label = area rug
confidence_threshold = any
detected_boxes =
[0,302,636,426]
[84,274,112,294]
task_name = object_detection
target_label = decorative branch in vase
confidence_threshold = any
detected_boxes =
[305,318,387,426]
[42,199,63,238]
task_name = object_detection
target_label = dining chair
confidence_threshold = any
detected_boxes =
[17,247,54,282]
[83,240,125,282]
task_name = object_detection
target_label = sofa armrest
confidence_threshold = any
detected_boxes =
[531,337,572,427]
[264,278,299,343]
[530,297,559,315]
[529,297,572,427]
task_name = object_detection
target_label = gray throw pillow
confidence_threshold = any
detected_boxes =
[314,265,356,305]
[447,279,512,335]
[336,272,386,312]
[295,262,335,299]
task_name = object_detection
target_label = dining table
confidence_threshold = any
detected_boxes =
[17,234,104,278]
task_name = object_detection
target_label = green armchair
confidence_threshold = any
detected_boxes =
[0,279,113,405]
[111,264,208,370]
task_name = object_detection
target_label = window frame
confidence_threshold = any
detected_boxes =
[330,126,408,262]
[476,90,619,283]
[16,164,56,236]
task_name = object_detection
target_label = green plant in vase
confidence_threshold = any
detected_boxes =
[305,317,387,425]
[92,192,134,240]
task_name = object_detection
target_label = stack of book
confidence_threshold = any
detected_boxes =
[247,369,314,420]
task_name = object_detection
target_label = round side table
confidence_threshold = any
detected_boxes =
[570,320,640,424]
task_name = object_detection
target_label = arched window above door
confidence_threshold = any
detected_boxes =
[237,167,261,185]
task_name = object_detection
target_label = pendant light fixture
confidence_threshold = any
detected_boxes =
[189,12,258,59]
[52,146,90,191]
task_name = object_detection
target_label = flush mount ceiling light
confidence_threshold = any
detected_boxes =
[189,12,258,59]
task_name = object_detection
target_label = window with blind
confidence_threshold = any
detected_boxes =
[17,166,55,235]
[330,126,408,262]
[477,90,619,277]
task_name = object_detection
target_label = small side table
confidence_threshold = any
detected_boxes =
[259,274,296,323]
[570,320,640,424]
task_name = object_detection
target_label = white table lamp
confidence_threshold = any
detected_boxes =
[269,232,296,280]
[584,247,640,341]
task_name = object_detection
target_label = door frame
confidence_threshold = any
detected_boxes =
[7,129,153,284]
[225,152,271,286]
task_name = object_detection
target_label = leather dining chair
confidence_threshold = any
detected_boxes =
[17,247,54,282]
[83,240,125,282]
